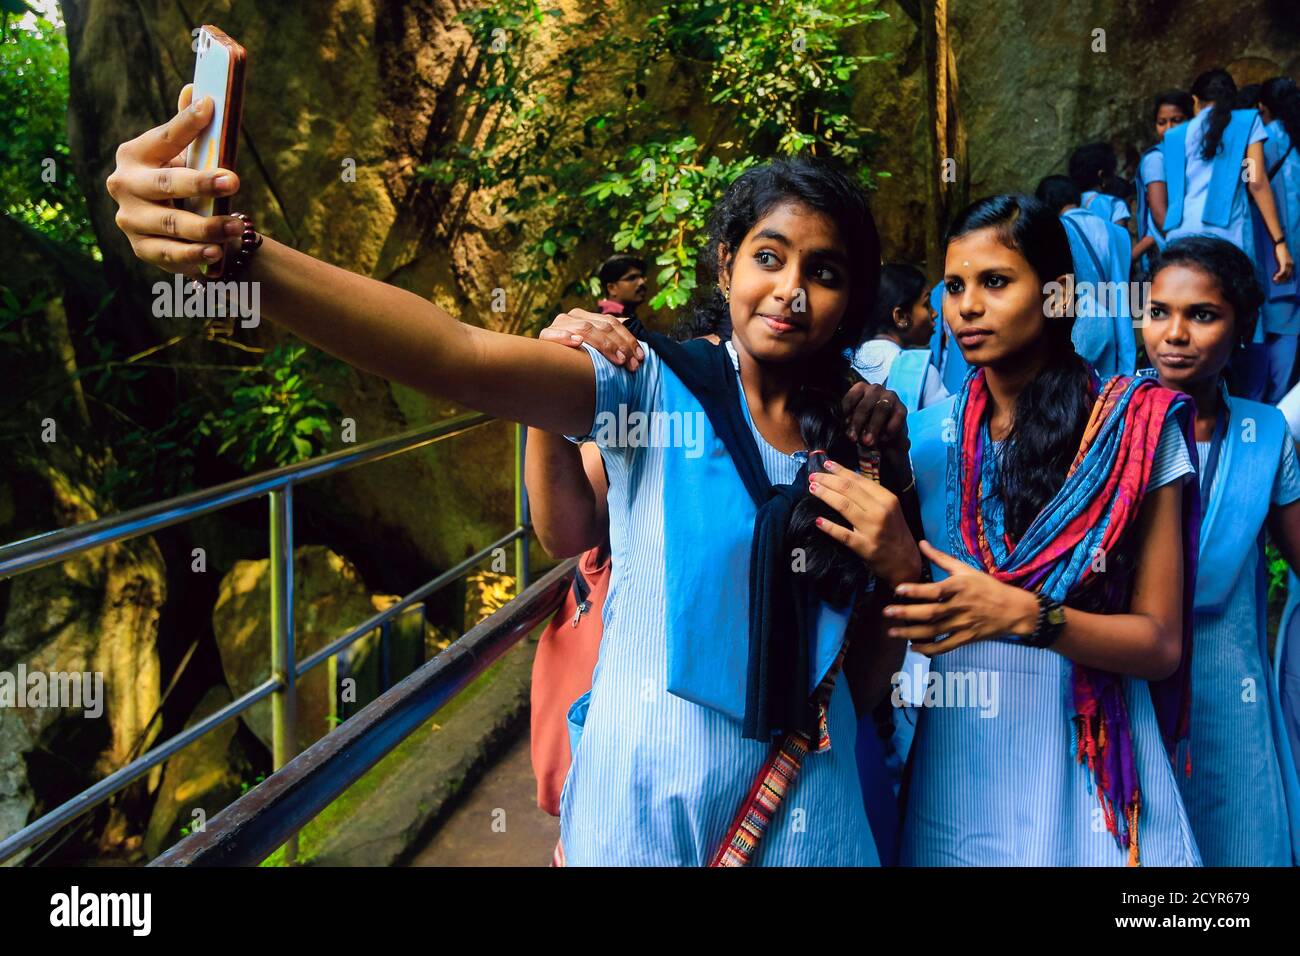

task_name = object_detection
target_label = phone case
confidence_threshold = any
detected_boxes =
[185,25,247,278]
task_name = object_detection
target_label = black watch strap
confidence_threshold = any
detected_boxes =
[1025,593,1066,648]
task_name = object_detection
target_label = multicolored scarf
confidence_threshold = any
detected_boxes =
[947,368,1199,865]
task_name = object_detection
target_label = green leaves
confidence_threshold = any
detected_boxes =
[212,344,341,472]
[422,0,889,324]
[1,13,97,255]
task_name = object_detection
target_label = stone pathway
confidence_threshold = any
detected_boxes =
[406,722,559,867]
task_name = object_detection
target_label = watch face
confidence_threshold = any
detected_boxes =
[1047,605,1067,626]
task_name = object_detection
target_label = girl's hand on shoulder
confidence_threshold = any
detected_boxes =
[539,309,645,371]
[808,458,922,588]
[881,539,1040,655]
[107,84,244,276]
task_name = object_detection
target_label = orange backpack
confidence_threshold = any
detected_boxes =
[529,546,611,816]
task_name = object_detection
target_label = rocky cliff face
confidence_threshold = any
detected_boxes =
[944,0,1300,203]
[62,0,518,580]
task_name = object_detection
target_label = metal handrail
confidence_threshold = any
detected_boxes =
[0,411,492,581]
[150,559,575,867]
[0,411,533,866]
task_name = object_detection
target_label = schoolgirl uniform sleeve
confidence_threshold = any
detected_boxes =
[1272,437,1300,507]
[563,340,657,457]
[1109,195,1131,224]
[1146,406,1196,490]
[1250,112,1268,149]
[1140,148,1165,186]
[1263,122,1284,168]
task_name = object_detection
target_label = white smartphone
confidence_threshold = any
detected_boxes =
[184,25,247,275]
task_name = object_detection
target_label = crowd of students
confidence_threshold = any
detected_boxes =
[517,65,1300,868]
[105,66,1300,866]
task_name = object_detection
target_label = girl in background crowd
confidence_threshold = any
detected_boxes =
[1160,70,1290,266]
[1070,141,1132,226]
[897,194,1203,866]
[1141,235,1300,865]
[1133,90,1194,270]
[1036,174,1136,377]
[1157,69,1294,402]
[849,262,949,411]
[1249,77,1300,404]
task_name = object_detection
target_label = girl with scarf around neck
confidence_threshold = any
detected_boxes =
[106,92,923,866]
[1141,236,1300,866]
[893,194,1204,866]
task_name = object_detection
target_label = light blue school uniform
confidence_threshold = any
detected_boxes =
[1159,107,1267,257]
[1135,145,1168,266]
[1061,207,1137,378]
[1177,383,1300,865]
[558,340,878,866]
[1244,118,1300,404]
[1082,189,1130,225]
[846,338,946,799]
[1260,118,1300,340]
[898,394,1204,866]
[849,338,948,411]
[928,281,970,395]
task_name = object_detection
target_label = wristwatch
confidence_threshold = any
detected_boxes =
[1024,593,1066,649]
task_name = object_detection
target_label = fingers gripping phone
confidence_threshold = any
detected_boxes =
[185,25,247,277]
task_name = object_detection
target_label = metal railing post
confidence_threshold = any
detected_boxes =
[269,486,298,864]
[0,413,529,865]
[514,423,530,595]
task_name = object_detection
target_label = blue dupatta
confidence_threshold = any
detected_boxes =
[1163,109,1256,232]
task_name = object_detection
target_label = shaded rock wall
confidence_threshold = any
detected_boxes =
[945,0,1300,210]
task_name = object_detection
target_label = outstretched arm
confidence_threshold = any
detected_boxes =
[108,87,597,436]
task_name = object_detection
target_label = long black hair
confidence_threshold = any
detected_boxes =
[686,157,882,604]
[1260,76,1300,155]
[946,194,1093,542]
[1146,236,1265,349]
[1035,174,1082,212]
[861,262,930,343]
[1068,142,1117,192]
[1191,69,1238,161]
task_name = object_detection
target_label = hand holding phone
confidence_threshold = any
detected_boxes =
[185,25,247,277]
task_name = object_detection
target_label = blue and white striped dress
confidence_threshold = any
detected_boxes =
[557,340,878,866]
[900,398,1204,866]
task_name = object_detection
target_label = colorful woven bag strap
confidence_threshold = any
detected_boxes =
[708,450,881,868]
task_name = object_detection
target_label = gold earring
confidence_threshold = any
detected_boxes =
[723,286,730,302]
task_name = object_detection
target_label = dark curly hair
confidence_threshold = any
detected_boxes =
[684,156,882,605]
[1145,236,1265,349]
[946,194,1093,543]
